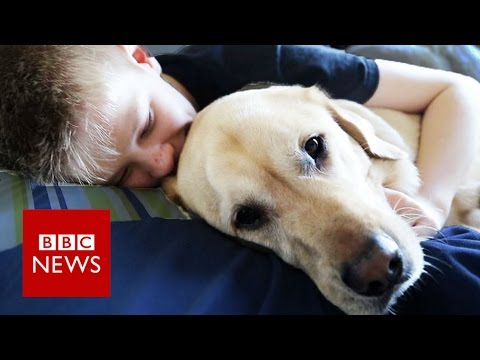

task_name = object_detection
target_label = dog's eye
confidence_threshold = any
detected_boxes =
[304,135,327,160]
[234,206,265,230]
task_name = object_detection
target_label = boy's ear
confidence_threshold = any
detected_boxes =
[117,45,162,74]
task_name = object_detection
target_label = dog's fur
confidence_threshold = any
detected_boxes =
[163,85,480,315]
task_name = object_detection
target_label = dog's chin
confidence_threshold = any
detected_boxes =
[335,285,409,315]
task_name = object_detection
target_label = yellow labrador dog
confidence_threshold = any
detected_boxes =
[163,85,480,315]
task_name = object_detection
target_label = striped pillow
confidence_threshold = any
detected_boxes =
[0,171,189,251]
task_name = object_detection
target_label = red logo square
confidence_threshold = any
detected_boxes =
[22,209,110,297]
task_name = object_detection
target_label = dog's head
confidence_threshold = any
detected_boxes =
[163,85,424,315]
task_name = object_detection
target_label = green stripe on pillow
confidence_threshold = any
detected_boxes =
[133,188,190,219]
[110,187,141,221]
[11,175,28,246]
[0,171,189,251]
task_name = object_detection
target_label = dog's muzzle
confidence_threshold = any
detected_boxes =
[341,232,404,297]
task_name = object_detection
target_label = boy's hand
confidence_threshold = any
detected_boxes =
[384,188,446,238]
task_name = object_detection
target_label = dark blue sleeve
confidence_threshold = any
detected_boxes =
[1,221,479,315]
[158,45,379,109]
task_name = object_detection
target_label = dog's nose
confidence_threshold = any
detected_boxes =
[342,232,404,297]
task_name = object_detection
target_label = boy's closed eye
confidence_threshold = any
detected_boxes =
[141,108,155,139]
[117,107,155,187]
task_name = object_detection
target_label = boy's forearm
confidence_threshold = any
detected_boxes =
[416,77,480,219]
[366,60,480,227]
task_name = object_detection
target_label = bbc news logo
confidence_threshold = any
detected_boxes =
[34,234,100,274]
[23,210,110,297]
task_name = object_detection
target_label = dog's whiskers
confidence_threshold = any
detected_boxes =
[399,213,422,225]
[423,259,445,277]
[414,224,438,231]
[424,229,446,241]
[399,213,422,220]
[413,225,446,242]
[386,304,397,315]
[424,253,452,269]
[421,268,441,285]
[392,197,403,212]
[395,206,423,213]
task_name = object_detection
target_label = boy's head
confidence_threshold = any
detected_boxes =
[0,45,196,187]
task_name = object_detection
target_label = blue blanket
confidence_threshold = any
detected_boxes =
[1,219,479,314]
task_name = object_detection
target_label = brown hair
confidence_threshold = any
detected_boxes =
[0,45,128,184]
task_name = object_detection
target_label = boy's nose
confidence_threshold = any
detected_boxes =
[142,143,176,179]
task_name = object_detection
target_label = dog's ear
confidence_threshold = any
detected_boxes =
[328,101,408,160]
[161,176,186,208]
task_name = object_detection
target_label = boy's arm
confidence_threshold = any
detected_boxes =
[366,59,480,231]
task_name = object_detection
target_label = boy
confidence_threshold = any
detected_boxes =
[1,45,479,235]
